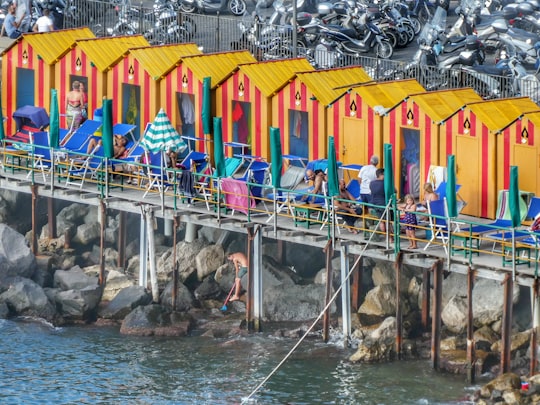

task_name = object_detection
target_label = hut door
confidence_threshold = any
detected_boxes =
[341,117,365,165]
[400,128,420,198]
[177,92,196,147]
[456,136,479,216]
[122,84,140,139]
[514,145,537,194]
[288,110,308,158]
[232,101,251,153]
[16,68,35,109]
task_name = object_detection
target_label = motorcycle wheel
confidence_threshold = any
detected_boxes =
[181,15,197,37]
[179,3,197,13]
[417,7,430,25]
[396,29,409,48]
[228,0,247,16]
[383,29,398,49]
[402,23,415,44]
[408,16,422,36]
[375,40,393,59]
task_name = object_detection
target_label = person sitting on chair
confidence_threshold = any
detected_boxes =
[336,179,362,234]
[300,169,326,203]
[86,134,127,158]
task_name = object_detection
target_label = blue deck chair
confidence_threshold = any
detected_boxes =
[238,160,270,199]
[59,120,102,153]
[64,146,105,189]
[143,151,175,199]
[224,156,243,177]
[113,123,137,144]
[424,199,450,254]
[436,181,466,213]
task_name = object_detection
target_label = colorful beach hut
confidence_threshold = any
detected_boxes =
[54,35,149,128]
[0,28,94,135]
[384,87,482,198]
[443,97,539,218]
[272,66,372,161]
[107,43,202,140]
[159,50,256,151]
[335,79,424,168]
[497,110,540,199]
[215,58,315,160]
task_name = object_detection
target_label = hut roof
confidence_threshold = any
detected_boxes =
[0,28,95,62]
[75,35,150,72]
[520,111,540,126]
[295,67,372,106]
[465,97,540,131]
[237,58,315,97]
[180,51,257,88]
[409,88,482,123]
[351,79,425,113]
[128,43,202,80]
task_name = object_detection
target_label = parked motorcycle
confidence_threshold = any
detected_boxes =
[180,0,247,16]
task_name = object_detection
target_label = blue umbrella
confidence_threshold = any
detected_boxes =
[446,155,457,218]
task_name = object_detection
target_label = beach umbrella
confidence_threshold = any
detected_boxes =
[213,117,225,177]
[0,86,5,141]
[327,136,339,197]
[141,108,186,153]
[49,89,60,148]
[101,99,114,158]
[202,77,211,136]
[269,127,282,189]
[446,155,457,218]
[383,144,395,202]
[509,166,521,228]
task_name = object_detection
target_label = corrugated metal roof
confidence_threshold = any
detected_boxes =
[76,35,150,72]
[238,58,315,97]
[128,43,202,80]
[466,97,540,131]
[351,79,425,111]
[180,51,257,87]
[295,67,372,106]
[410,88,482,123]
[1,28,94,62]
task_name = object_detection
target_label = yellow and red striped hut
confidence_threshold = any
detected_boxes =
[159,50,256,152]
[54,35,149,128]
[496,110,540,200]
[384,87,482,199]
[215,58,314,160]
[107,43,202,140]
[335,79,424,168]
[271,66,371,161]
[0,28,94,135]
[443,97,539,218]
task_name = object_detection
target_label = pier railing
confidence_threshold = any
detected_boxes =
[2,142,539,274]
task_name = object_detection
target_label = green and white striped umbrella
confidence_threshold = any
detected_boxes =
[141,108,186,153]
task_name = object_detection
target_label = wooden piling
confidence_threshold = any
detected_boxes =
[117,211,126,269]
[172,216,179,310]
[395,252,403,359]
[31,185,38,255]
[531,278,538,376]
[467,265,476,384]
[431,259,443,371]
[246,227,254,331]
[501,274,513,374]
[421,268,431,331]
[99,198,106,286]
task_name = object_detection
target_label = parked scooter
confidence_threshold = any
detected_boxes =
[179,0,247,16]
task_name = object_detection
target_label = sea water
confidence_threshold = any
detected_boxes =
[0,318,480,404]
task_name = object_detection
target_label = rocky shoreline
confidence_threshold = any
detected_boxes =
[0,189,539,403]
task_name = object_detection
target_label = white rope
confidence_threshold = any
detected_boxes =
[242,200,394,403]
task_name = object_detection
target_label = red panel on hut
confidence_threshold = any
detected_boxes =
[497,111,540,197]
[443,97,539,218]
[272,67,371,161]
[216,58,314,160]
[0,28,94,135]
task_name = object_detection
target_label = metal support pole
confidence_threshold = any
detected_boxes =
[395,252,403,359]
[340,245,351,344]
[431,259,443,370]
[292,0,297,58]
[246,227,254,330]
[117,211,126,270]
[322,240,333,343]
[172,216,179,310]
[185,223,197,243]
[253,225,263,332]
[501,274,513,374]
[139,210,148,288]
[531,279,539,376]
[47,197,56,239]
[466,265,476,384]
[31,185,38,255]
[421,268,431,331]
[99,198,106,286]
[146,207,159,303]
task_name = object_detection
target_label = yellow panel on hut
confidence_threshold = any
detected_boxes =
[351,79,425,112]
[410,88,482,123]
[466,97,540,132]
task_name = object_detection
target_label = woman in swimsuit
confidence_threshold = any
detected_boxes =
[66,81,84,132]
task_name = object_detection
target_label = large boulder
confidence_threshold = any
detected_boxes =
[160,281,195,312]
[54,266,99,291]
[196,245,225,281]
[120,304,194,336]
[264,284,335,321]
[0,224,36,279]
[72,222,100,246]
[350,317,397,363]
[157,239,209,283]
[99,286,152,320]
[102,270,135,301]
[0,277,57,321]
[54,284,103,321]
